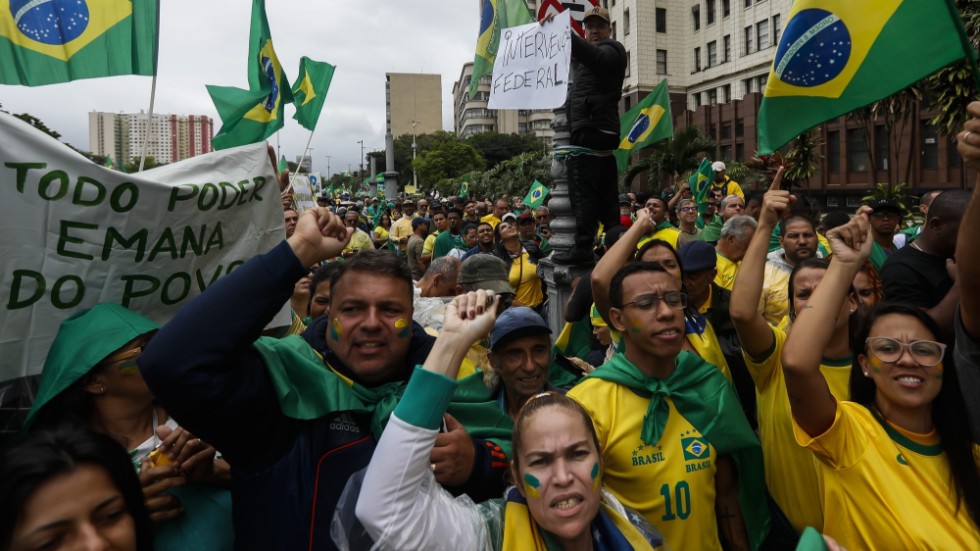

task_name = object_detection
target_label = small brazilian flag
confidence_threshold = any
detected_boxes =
[682,436,711,461]
[757,0,975,154]
[469,0,534,98]
[523,180,549,209]
[459,179,470,197]
[689,158,714,215]
[614,79,673,172]
[0,0,159,86]
[208,0,294,150]
[292,56,335,132]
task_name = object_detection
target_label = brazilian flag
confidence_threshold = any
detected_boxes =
[459,179,469,197]
[292,56,335,132]
[208,0,294,150]
[614,79,673,172]
[757,0,975,154]
[689,158,714,215]
[523,180,549,209]
[469,0,534,98]
[0,0,158,86]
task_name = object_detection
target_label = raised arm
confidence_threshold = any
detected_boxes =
[957,101,980,337]
[356,292,498,550]
[782,211,872,436]
[730,168,787,358]
[591,207,655,324]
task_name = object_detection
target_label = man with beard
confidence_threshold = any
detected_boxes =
[866,199,902,272]
[760,215,820,324]
[462,222,496,260]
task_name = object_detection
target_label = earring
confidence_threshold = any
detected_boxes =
[98,385,107,395]
[863,372,870,378]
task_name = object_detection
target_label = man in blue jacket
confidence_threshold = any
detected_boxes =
[140,208,510,550]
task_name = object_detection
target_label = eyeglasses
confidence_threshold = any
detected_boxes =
[102,346,144,371]
[622,291,687,311]
[871,211,899,220]
[679,207,698,213]
[865,337,946,367]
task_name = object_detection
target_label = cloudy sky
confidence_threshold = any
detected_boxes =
[1,0,479,176]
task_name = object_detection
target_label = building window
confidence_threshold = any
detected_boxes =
[721,123,732,139]
[756,21,770,50]
[847,129,869,172]
[723,0,731,17]
[694,47,701,71]
[922,121,939,169]
[625,50,631,77]
[744,26,753,55]
[657,49,668,74]
[875,125,889,170]
[756,74,768,91]
[721,145,733,160]
[736,143,745,161]
[708,88,718,104]
[624,9,630,35]
[656,8,667,33]
[772,14,781,46]
[707,41,717,67]
[744,0,752,7]
[707,0,716,24]
[694,93,702,108]
[612,21,617,40]
[723,84,731,103]
[827,130,841,173]
[692,6,701,31]
[736,119,745,137]
[723,35,731,62]
[743,78,753,95]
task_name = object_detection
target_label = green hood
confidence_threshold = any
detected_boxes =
[23,304,159,431]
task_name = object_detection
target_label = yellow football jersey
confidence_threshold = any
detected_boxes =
[795,401,980,550]
[713,253,739,291]
[570,379,722,551]
[743,326,851,532]
[685,320,732,383]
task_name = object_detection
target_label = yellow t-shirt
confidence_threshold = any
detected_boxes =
[570,380,722,551]
[373,226,389,242]
[422,231,439,256]
[713,252,739,291]
[743,326,851,532]
[760,261,791,325]
[509,251,543,308]
[390,216,413,252]
[685,320,731,383]
[342,229,373,255]
[481,213,501,229]
[795,401,980,549]
[636,224,681,251]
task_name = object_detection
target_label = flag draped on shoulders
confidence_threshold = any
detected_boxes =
[757,0,974,154]
[469,0,534,98]
[208,0,293,150]
[614,79,672,172]
[291,56,335,131]
[0,0,158,86]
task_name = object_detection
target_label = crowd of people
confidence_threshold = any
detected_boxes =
[5,14,980,547]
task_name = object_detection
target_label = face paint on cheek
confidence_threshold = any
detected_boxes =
[591,462,600,491]
[627,316,643,335]
[523,473,542,499]
[869,355,883,373]
[394,318,410,338]
[935,361,944,380]
[118,364,139,375]
[330,317,343,341]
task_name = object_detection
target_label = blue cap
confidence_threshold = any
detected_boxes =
[678,240,717,272]
[489,307,552,350]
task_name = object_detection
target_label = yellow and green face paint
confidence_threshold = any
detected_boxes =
[869,356,884,374]
[935,361,944,381]
[395,318,410,338]
[627,316,643,335]
[523,473,542,499]
[330,317,343,341]
[591,462,600,491]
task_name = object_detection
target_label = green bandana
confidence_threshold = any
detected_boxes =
[24,304,160,431]
[869,240,891,273]
[252,335,513,456]
[588,351,770,550]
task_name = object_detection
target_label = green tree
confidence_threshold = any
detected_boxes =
[623,125,715,193]
[465,132,544,170]
[393,131,459,183]
[784,129,825,188]
[412,141,485,188]
[124,156,160,173]
[925,0,980,138]
[848,85,923,187]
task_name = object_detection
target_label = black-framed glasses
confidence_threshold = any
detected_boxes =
[679,206,698,213]
[622,291,687,311]
[865,337,946,367]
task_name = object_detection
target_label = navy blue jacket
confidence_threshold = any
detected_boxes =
[141,242,504,550]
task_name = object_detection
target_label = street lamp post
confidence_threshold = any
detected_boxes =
[325,156,331,179]
[412,120,418,189]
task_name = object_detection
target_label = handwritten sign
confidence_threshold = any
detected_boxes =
[290,174,316,212]
[488,10,571,110]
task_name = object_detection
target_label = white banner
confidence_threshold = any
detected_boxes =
[0,113,289,382]
[488,10,571,110]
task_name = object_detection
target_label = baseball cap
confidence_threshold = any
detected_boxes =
[501,212,518,223]
[867,198,901,214]
[458,255,515,295]
[678,241,717,272]
[489,307,552,351]
[583,6,610,23]
[711,161,727,172]
[403,199,415,206]
[618,194,632,205]
[518,211,535,223]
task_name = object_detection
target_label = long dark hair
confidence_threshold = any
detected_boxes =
[850,303,980,527]
[0,427,153,550]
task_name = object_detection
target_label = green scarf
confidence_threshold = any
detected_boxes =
[252,335,513,456]
[588,351,770,550]
[869,240,891,272]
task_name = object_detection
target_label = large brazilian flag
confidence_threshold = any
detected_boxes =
[0,0,158,86]
[614,79,673,173]
[757,0,974,154]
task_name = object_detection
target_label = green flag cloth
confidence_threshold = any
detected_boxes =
[208,0,293,150]
[523,180,549,209]
[469,0,534,98]
[459,179,470,197]
[757,0,974,154]
[291,56,335,131]
[105,155,115,169]
[252,335,514,456]
[0,0,158,86]
[277,155,288,174]
[588,351,770,550]
[689,158,714,215]
[614,79,673,172]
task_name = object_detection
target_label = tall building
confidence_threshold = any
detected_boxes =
[451,62,555,144]
[88,111,214,165]
[385,73,442,139]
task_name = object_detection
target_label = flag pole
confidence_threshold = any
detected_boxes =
[138,73,158,172]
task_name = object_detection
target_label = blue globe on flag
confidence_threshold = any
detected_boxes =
[774,9,852,88]
[625,114,651,145]
[12,0,90,45]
